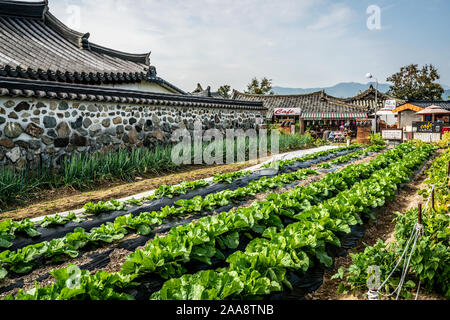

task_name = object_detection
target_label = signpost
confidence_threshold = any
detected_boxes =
[384,100,397,111]
[381,129,403,141]
[412,121,443,133]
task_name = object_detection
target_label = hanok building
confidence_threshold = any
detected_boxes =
[190,84,224,99]
[0,0,185,94]
[0,1,266,168]
[392,101,450,140]
[342,85,405,128]
[342,84,403,113]
[232,89,371,142]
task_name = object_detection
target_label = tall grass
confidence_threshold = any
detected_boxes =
[0,133,320,208]
[61,146,179,189]
[0,165,55,206]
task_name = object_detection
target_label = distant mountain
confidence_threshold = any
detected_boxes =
[272,82,450,100]
[272,82,391,98]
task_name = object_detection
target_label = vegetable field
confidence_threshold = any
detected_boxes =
[0,141,445,301]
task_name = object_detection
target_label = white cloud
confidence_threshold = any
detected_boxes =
[44,0,450,91]
[306,4,356,31]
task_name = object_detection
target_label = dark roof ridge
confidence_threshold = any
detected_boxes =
[407,99,450,103]
[44,11,150,66]
[0,1,151,66]
[232,89,323,99]
[0,0,47,19]
[0,76,266,110]
[342,84,397,102]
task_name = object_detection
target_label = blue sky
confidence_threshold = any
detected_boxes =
[42,0,450,92]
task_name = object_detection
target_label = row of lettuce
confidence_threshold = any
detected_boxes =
[333,146,449,299]
[1,142,429,299]
[0,145,375,279]
[0,145,363,250]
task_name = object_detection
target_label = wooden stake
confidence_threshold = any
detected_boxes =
[447,161,450,185]
[418,203,422,225]
[431,188,435,212]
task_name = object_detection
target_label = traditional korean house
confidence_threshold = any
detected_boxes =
[341,84,403,112]
[0,1,266,168]
[341,85,404,127]
[392,101,450,139]
[232,89,370,142]
[384,101,450,141]
[0,0,185,94]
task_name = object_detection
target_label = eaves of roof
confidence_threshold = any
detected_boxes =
[0,77,266,111]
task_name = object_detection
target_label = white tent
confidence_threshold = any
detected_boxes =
[376,109,396,125]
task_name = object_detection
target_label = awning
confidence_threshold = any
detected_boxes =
[301,112,368,120]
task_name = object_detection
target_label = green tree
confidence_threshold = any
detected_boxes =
[245,77,274,95]
[387,64,444,100]
[218,85,231,99]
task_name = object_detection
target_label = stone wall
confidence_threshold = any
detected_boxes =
[0,98,264,168]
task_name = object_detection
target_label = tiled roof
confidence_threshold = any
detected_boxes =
[232,90,368,119]
[0,0,184,93]
[402,101,450,111]
[190,83,224,99]
[0,77,266,110]
[341,85,404,111]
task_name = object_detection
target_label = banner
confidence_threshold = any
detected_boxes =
[381,129,403,141]
[384,100,397,110]
[274,108,301,116]
[412,121,443,133]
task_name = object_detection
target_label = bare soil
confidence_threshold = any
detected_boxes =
[0,159,271,222]
[0,150,383,298]
[306,149,445,301]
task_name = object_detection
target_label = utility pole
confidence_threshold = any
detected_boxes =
[366,73,379,133]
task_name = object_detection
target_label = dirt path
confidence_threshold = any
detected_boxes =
[306,149,444,301]
[0,159,272,222]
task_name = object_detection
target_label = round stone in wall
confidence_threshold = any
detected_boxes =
[6,147,21,163]
[25,123,44,138]
[43,116,57,128]
[14,101,30,112]
[116,125,124,135]
[4,100,15,108]
[4,122,23,139]
[47,129,57,138]
[56,122,71,137]
[71,117,83,129]
[83,118,92,128]
[102,118,111,128]
[58,102,69,110]
[113,116,122,125]
[89,124,102,137]
[0,138,14,149]
[8,112,18,119]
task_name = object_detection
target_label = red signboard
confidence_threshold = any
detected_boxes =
[274,108,301,116]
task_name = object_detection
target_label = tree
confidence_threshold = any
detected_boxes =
[387,64,444,100]
[245,77,274,95]
[218,85,231,99]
